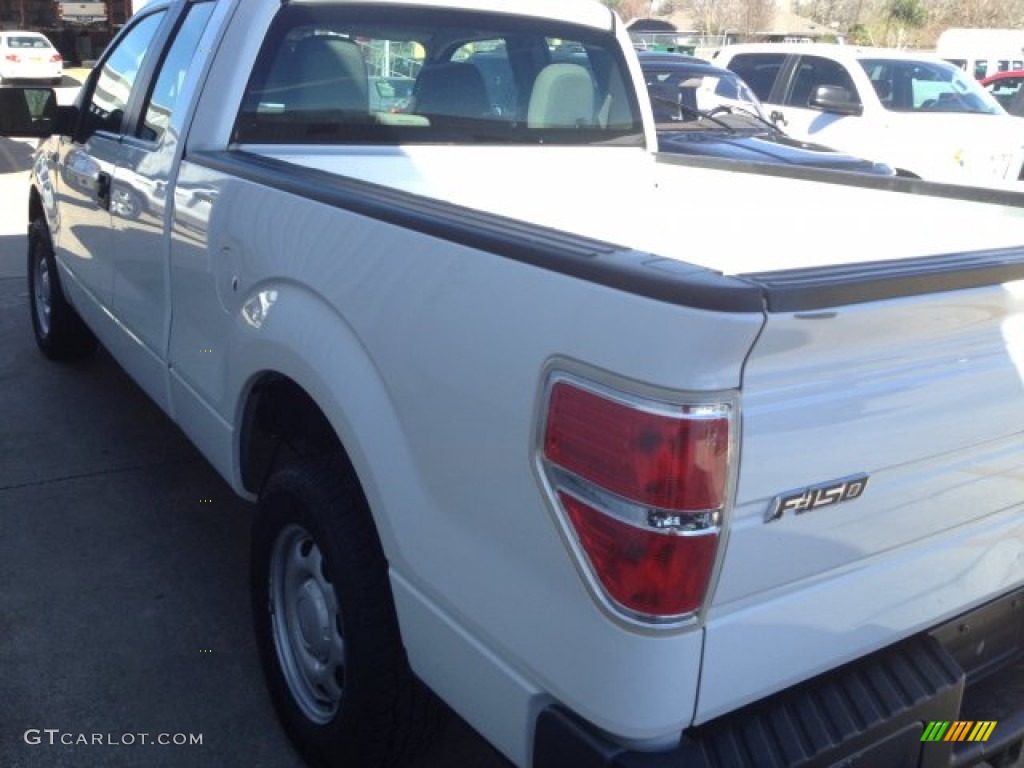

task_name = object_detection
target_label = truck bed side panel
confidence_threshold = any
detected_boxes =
[169,152,767,760]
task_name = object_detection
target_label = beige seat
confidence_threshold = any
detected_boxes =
[527,63,595,128]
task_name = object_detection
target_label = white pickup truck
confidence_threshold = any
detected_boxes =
[714,43,1024,188]
[56,1,107,25]
[3,1,1024,767]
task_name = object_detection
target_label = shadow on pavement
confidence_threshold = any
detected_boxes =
[0,74,81,87]
[0,234,27,281]
[0,137,34,174]
[0,233,27,255]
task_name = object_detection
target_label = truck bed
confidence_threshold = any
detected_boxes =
[181,144,1024,760]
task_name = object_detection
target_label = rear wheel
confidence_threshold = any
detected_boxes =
[27,218,97,360]
[251,456,441,768]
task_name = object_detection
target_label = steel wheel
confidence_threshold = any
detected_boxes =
[269,523,346,725]
[32,247,52,339]
[251,456,444,767]
[27,218,96,360]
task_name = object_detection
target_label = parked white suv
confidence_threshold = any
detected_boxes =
[714,43,1024,187]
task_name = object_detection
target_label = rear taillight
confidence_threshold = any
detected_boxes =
[50,53,62,63]
[540,376,733,623]
[5,54,19,63]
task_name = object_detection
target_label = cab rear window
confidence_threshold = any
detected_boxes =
[232,3,644,146]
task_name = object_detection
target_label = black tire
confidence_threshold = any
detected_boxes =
[27,217,97,360]
[251,456,442,768]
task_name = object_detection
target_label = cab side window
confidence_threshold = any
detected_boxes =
[725,53,784,101]
[80,12,165,139]
[137,1,216,143]
[787,56,858,108]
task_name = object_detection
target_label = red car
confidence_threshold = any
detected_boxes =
[981,69,1024,115]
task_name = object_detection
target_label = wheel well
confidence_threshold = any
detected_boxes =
[239,373,347,495]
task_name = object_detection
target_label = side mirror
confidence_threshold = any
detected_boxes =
[0,87,74,137]
[809,85,863,116]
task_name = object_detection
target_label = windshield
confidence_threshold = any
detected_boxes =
[234,4,644,146]
[860,58,1004,114]
[645,65,766,124]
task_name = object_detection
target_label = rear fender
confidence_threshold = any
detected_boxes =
[227,284,418,569]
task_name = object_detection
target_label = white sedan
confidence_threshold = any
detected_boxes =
[0,31,63,85]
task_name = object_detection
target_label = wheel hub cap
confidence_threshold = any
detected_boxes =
[296,579,332,660]
[268,524,345,724]
[34,252,51,336]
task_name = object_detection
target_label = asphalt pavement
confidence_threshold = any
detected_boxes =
[0,81,511,768]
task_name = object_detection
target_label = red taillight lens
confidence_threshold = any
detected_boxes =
[50,53,62,63]
[545,381,729,511]
[561,494,718,616]
[4,54,19,63]
[541,378,732,622]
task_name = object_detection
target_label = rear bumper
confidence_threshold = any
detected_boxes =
[535,589,1024,768]
[0,66,62,81]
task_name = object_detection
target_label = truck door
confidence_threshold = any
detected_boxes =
[110,1,216,408]
[54,10,165,318]
[774,55,863,143]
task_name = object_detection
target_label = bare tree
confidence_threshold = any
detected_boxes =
[798,0,1024,46]
[610,0,1024,44]
[797,0,876,38]
[602,0,658,21]
[689,0,736,33]
[935,0,1024,28]
[737,0,776,35]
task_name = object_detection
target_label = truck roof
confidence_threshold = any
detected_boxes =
[716,42,952,63]
[288,0,616,31]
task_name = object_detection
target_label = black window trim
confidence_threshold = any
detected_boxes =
[782,53,860,109]
[765,54,797,104]
[72,1,185,145]
[126,0,218,151]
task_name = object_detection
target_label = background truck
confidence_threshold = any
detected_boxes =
[937,27,1024,80]
[55,1,107,25]
[714,42,1024,187]
[2,0,1024,766]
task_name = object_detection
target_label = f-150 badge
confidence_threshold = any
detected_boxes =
[766,474,869,522]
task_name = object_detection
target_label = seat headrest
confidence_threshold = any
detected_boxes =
[413,62,491,118]
[277,35,369,112]
[528,62,595,128]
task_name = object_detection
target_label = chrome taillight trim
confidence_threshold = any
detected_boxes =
[533,364,741,631]
[549,465,722,535]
